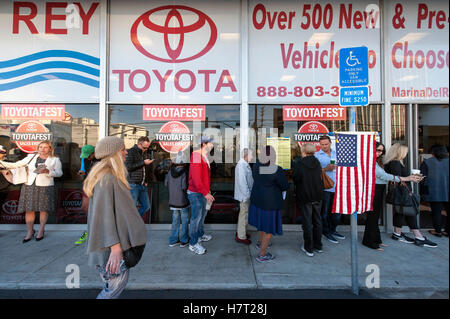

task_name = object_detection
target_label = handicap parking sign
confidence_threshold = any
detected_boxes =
[339,47,369,87]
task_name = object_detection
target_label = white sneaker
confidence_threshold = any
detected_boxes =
[189,243,206,255]
[199,234,212,242]
[301,245,314,257]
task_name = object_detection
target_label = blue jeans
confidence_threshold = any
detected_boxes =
[130,184,150,217]
[188,192,208,246]
[169,207,190,245]
[321,191,341,235]
[96,263,129,299]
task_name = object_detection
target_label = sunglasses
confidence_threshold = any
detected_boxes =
[376,148,385,154]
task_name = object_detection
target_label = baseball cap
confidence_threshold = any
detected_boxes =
[0,145,6,154]
[198,136,214,145]
[80,144,95,159]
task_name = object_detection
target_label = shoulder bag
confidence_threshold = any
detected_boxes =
[321,169,335,189]
[0,168,13,184]
[386,181,420,216]
[123,244,146,268]
[9,154,38,185]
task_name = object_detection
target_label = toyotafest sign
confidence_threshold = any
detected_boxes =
[109,0,241,104]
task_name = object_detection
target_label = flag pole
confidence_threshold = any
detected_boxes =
[349,106,359,295]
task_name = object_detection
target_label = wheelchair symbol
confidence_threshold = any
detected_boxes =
[346,51,360,66]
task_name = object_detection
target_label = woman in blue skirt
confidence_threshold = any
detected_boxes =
[249,145,289,262]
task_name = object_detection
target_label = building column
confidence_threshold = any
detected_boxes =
[98,0,110,139]
[240,0,249,152]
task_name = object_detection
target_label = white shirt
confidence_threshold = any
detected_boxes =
[234,159,253,202]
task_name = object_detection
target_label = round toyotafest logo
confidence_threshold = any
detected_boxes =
[155,121,192,154]
[131,5,217,63]
[294,121,329,152]
[11,120,52,154]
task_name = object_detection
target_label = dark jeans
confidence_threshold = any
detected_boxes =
[321,191,341,235]
[429,202,449,234]
[363,184,385,249]
[299,201,322,252]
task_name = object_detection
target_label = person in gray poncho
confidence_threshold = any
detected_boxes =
[83,136,147,299]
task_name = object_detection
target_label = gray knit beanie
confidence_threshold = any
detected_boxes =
[95,136,124,159]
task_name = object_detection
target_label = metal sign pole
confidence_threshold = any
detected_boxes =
[349,106,359,295]
[340,47,368,296]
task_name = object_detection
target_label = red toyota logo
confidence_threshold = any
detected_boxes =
[131,5,217,63]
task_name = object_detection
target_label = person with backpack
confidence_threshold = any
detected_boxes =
[165,152,190,248]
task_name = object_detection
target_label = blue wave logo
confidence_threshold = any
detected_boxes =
[0,50,100,91]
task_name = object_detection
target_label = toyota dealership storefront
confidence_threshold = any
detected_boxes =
[0,0,448,228]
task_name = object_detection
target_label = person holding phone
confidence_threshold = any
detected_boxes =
[362,143,419,251]
[187,137,215,255]
[384,143,437,248]
[314,135,345,244]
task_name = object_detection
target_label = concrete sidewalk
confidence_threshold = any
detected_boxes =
[0,227,448,295]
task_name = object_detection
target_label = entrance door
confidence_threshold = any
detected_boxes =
[417,104,449,229]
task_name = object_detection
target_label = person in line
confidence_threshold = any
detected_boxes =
[187,137,215,255]
[165,152,190,248]
[125,136,154,217]
[0,141,62,242]
[234,148,254,245]
[75,144,99,245]
[0,146,11,208]
[314,135,345,244]
[84,136,147,299]
[292,143,324,257]
[362,143,419,251]
[420,145,449,237]
[249,145,289,262]
[384,143,437,248]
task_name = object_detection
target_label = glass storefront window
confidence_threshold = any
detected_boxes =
[391,104,407,144]
[0,104,99,224]
[108,104,241,223]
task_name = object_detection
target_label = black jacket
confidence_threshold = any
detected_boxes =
[384,160,412,193]
[250,162,290,211]
[125,144,150,184]
[292,155,323,204]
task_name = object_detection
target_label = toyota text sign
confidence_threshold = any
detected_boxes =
[110,0,240,104]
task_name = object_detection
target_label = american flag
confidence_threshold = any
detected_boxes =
[332,132,376,214]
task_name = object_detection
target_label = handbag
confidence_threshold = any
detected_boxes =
[122,244,145,268]
[0,153,37,185]
[321,169,335,189]
[386,181,420,216]
[10,167,28,185]
[0,169,13,184]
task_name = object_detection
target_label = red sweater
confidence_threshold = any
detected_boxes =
[188,151,210,196]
